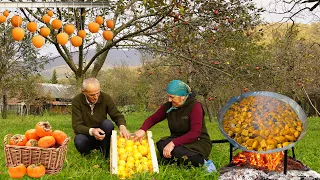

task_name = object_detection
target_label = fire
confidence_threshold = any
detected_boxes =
[232,151,284,171]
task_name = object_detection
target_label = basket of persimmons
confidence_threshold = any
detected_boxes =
[3,121,69,178]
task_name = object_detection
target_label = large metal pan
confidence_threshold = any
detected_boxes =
[218,91,307,154]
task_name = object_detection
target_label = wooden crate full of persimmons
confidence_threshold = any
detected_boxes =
[110,130,159,179]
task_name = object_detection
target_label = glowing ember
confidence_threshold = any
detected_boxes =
[232,152,284,171]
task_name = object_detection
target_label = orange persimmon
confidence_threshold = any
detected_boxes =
[8,164,26,179]
[9,134,28,146]
[35,121,52,137]
[26,164,46,178]
[25,129,40,140]
[27,22,38,33]
[106,19,114,28]
[52,130,67,145]
[11,15,23,27]
[88,22,99,33]
[25,139,38,147]
[38,136,56,148]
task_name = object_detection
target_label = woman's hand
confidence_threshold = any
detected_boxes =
[133,129,146,142]
[92,128,105,141]
[119,125,131,139]
[163,141,175,158]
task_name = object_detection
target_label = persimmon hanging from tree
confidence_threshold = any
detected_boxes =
[40,27,50,37]
[57,32,69,45]
[47,10,54,17]
[103,30,114,40]
[106,19,114,28]
[95,16,104,25]
[51,19,62,30]
[64,24,75,35]
[27,22,38,32]
[42,14,51,23]
[12,27,25,41]
[11,15,22,27]
[88,22,100,33]
[77,30,86,38]
[0,15,6,23]
[32,35,45,48]
[3,10,9,17]
[70,36,83,47]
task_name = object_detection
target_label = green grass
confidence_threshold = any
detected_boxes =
[0,113,319,179]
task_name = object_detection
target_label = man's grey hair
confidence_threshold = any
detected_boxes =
[82,78,100,90]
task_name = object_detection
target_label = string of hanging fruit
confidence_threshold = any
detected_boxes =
[0,9,114,48]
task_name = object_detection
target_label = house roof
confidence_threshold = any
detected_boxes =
[39,83,77,99]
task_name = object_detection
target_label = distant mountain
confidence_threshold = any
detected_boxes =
[41,49,148,79]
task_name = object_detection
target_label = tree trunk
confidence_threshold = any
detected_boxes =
[203,98,214,123]
[2,92,7,119]
[91,50,109,77]
[75,73,85,90]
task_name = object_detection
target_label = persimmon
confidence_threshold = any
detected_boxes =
[40,27,50,37]
[88,22,99,33]
[51,19,62,30]
[57,32,69,45]
[38,136,56,148]
[223,95,303,151]
[32,35,45,48]
[25,139,38,147]
[9,134,28,146]
[47,10,54,17]
[63,24,75,35]
[95,16,104,25]
[106,19,114,29]
[70,35,82,47]
[77,30,86,39]
[27,22,38,33]
[12,27,25,41]
[42,14,51,23]
[52,130,67,145]
[103,30,114,40]
[3,10,9,17]
[0,15,6,23]
[35,121,52,137]
[11,15,23,27]
[26,164,46,178]
[8,164,26,179]
[25,129,40,140]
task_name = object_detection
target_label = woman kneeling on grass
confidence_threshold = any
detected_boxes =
[134,79,212,167]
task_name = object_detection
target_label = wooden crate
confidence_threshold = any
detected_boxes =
[110,130,159,174]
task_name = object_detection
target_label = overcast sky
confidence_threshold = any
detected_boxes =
[254,0,320,23]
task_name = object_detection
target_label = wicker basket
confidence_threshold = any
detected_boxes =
[4,134,70,174]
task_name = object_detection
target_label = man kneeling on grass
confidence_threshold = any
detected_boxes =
[72,78,130,158]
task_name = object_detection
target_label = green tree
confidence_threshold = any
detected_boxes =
[17,0,177,86]
[139,0,264,121]
[0,23,48,118]
[51,69,58,84]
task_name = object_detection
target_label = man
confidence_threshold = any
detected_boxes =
[72,78,130,158]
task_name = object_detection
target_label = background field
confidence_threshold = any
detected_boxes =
[0,113,319,179]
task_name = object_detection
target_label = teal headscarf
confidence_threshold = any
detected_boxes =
[166,80,191,113]
[166,80,191,96]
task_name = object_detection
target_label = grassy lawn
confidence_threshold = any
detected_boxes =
[0,113,319,179]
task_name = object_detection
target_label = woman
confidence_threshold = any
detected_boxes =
[134,80,212,167]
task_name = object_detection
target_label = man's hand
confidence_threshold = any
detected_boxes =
[119,125,131,139]
[163,141,175,158]
[92,128,105,141]
[133,129,145,142]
